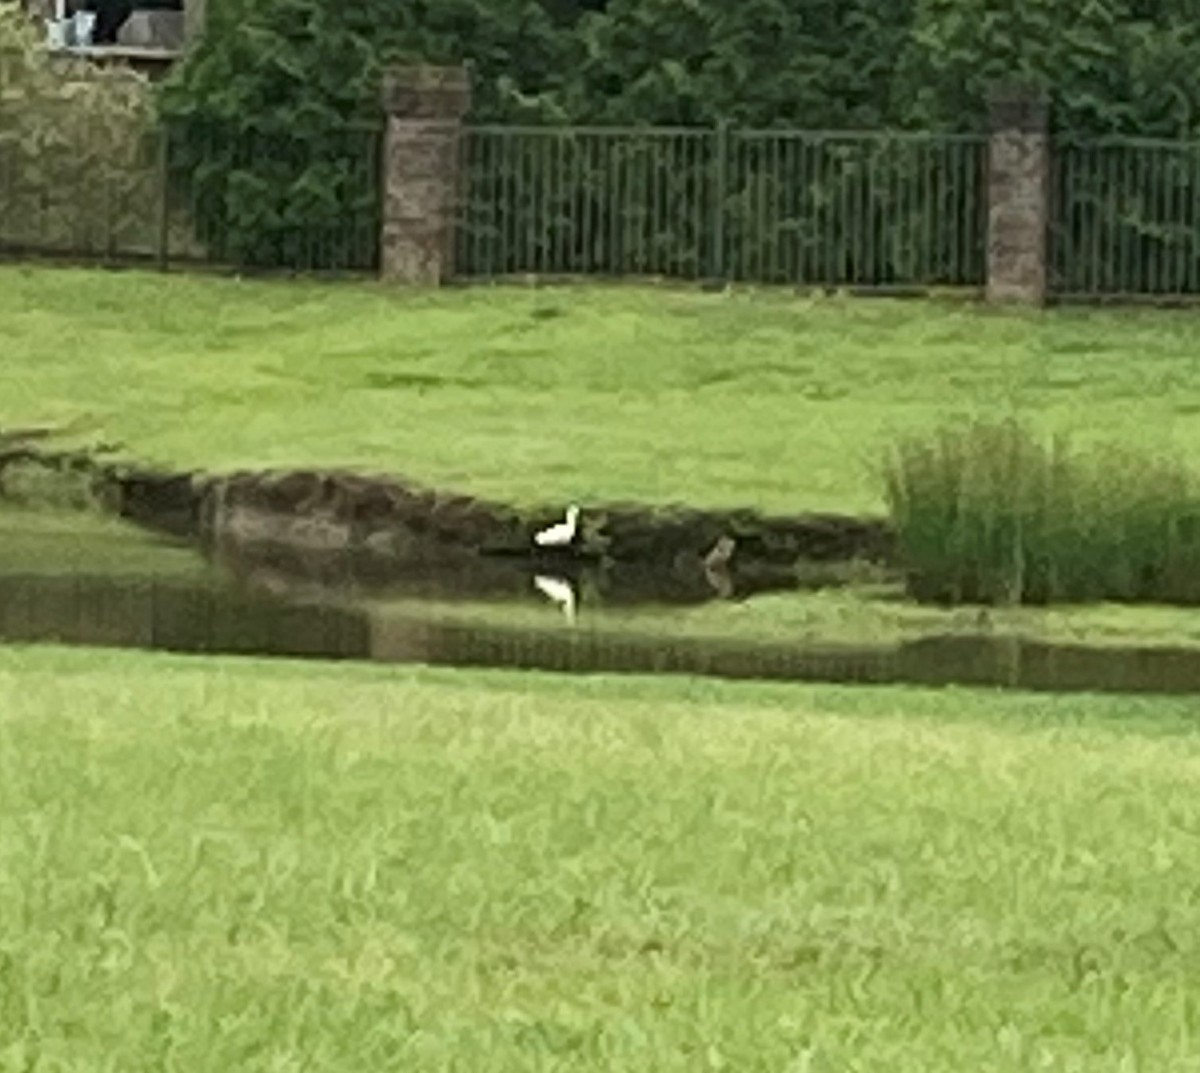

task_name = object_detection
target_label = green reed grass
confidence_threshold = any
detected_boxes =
[883,417,1200,605]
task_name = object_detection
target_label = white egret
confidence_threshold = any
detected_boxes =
[533,573,577,623]
[533,504,580,548]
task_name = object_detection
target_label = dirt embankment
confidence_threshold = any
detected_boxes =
[0,437,895,569]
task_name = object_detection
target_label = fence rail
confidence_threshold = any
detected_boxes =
[456,127,989,287]
[1050,136,1200,299]
[5,109,1200,300]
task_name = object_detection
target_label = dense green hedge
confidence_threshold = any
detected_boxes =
[156,0,1200,278]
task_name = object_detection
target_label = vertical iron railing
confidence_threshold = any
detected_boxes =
[11,110,1200,299]
[722,130,987,286]
[456,126,989,288]
[455,125,718,280]
[1050,135,1200,299]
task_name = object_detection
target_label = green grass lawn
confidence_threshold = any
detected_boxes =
[2,646,1200,1071]
[5,265,1200,514]
[10,265,1200,1072]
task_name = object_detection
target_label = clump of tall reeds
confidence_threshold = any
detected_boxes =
[882,417,1200,605]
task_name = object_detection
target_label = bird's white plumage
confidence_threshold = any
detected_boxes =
[533,573,577,623]
[534,504,580,548]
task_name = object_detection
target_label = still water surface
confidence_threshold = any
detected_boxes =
[2,519,1199,695]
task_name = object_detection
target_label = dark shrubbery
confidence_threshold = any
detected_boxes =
[156,0,1200,272]
[156,0,580,269]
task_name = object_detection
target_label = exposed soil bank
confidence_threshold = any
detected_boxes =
[0,440,894,570]
[199,468,893,566]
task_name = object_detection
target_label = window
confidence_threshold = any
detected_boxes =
[41,0,187,55]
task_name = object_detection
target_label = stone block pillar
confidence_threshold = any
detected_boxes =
[986,86,1050,305]
[380,65,471,285]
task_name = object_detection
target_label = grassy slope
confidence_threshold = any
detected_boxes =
[2,646,1200,1071]
[4,266,1200,513]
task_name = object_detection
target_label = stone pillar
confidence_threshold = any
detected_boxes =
[380,65,471,285]
[986,86,1050,305]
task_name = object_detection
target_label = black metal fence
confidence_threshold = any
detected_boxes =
[6,106,1200,299]
[456,126,989,287]
[1049,135,1200,299]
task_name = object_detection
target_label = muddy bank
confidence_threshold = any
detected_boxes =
[201,470,893,569]
[206,470,897,571]
[0,440,894,570]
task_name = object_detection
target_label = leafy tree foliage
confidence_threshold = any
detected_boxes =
[565,0,915,128]
[157,0,1200,281]
[895,0,1200,136]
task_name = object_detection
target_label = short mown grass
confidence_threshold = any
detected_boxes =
[884,418,1200,605]
[5,265,1200,514]
[3,646,1200,1071]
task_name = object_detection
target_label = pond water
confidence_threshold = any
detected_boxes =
[2,513,1200,695]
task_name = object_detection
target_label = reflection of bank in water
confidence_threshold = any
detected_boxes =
[1,572,1199,696]
[202,510,818,616]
